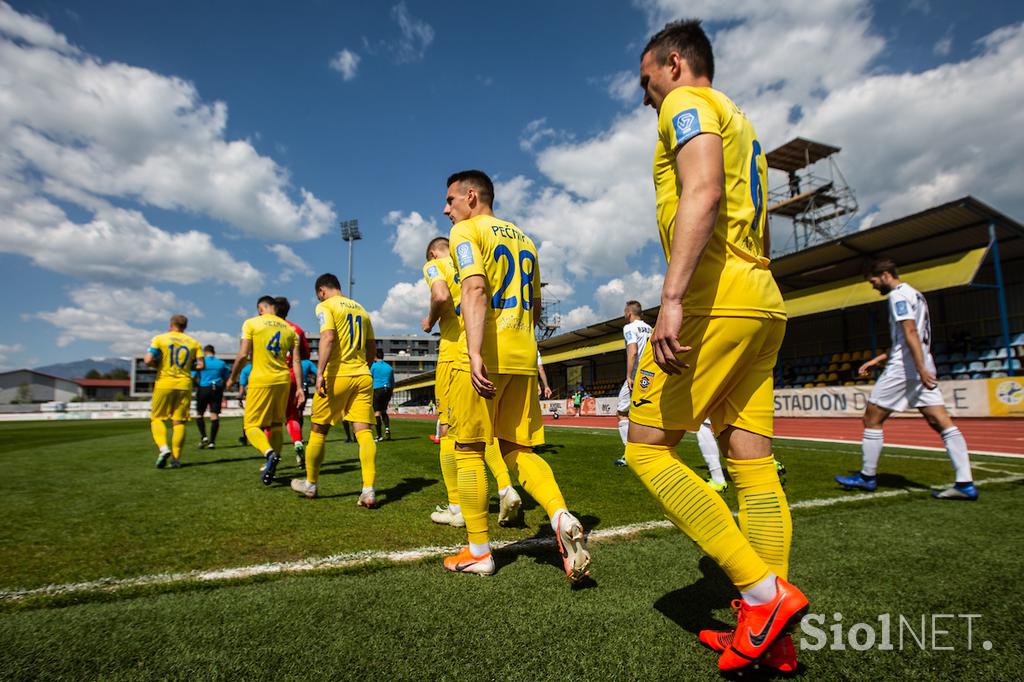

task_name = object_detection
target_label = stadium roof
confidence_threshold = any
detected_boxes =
[771,196,1024,293]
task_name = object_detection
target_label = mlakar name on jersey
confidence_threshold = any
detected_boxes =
[498,318,534,333]
[490,224,530,242]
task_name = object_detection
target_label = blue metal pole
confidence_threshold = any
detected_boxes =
[989,223,1015,376]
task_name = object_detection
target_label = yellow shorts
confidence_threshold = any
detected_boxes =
[435,361,453,426]
[448,369,543,447]
[630,316,785,438]
[311,374,373,427]
[151,388,191,422]
[243,384,291,431]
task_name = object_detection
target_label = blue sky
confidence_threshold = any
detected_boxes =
[1,0,1022,369]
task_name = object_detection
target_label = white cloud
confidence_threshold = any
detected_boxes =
[386,210,441,269]
[0,199,263,291]
[593,271,664,317]
[329,48,361,80]
[606,69,639,104]
[267,244,313,276]
[933,35,953,56]
[519,118,574,152]
[557,305,601,331]
[390,2,434,63]
[34,283,236,355]
[0,342,23,369]
[0,3,336,241]
[368,279,430,332]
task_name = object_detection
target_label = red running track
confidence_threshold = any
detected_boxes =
[393,413,1024,456]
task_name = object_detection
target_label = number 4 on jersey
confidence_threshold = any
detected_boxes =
[266,331,282,356]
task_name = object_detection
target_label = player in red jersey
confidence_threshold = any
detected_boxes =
[275,297,311,465]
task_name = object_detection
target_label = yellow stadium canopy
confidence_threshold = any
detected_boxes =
[783,246,989,319]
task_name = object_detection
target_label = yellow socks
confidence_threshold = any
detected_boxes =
[625,442,770,590]
[727,456,792,580]
[355,429,376,490]
[150,419,168,449]
[245,425,272,454]
[171,423,185,460]
[484,441,512,490]
[439,436,459,507]
[455,447,488,545]
[305,430,326,484]
[268,425,283,454]
[504,449,566,518]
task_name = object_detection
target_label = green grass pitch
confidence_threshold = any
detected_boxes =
[0,417,1021,680]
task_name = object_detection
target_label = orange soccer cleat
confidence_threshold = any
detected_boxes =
[443,547,495,576]
[699,629,797,673]
[717,577,808,672]
[429,435,441,444]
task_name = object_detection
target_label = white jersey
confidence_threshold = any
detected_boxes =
[886,282,933,374]
[623,320,653,380]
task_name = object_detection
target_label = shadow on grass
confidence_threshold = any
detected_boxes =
[655,556,735,635]
[494,511,600,589]
[376,477,438,507]
[180,454,264,468]
[533,444,565,455]
[834,472,930,490]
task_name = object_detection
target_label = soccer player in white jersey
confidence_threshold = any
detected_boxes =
[614,300,652,465]
[835,258,976,500]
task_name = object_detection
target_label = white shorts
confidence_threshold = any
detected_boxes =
[869,364,945,412]
[616,380,631,415]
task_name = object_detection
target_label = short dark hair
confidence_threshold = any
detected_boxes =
[274,296,291,319]
[625,300,643,316]
[375,348,384,360]
[170,314,188,331]
[426,236,450,261]
[869,258,898,278]
[315,273,342,292]
[446,170,494,206]
[642,19,714,82]
[257,295,277,312]
[204,344,215,354]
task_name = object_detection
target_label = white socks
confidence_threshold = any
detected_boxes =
[550,508,569,533]
[941,427,973,482]
[469,542,490,557]
[435,420,441,438]
[861,428,884,476]
[449,503,461,514]
[617,419,629,446]
[696,422,725,484]
[361,487,374,494]
[498,486,512,498]
[159,445,171,454]
[741,573,779,606]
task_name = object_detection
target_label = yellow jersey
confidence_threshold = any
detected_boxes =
[423,256,464,364]
[315,295,373,377]
[148,331,201,391]
[241,314,297,387]
[449,214,539,375]
[655,86,785,319]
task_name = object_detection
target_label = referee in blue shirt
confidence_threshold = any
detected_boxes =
[193,345,230,448]
[370,349,395,441]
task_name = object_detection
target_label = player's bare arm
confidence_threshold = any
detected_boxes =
[858,353,888,376]
[422,280,451,332]
[461,272,495,397]
[225,338,252,391]
[651,133,723,374]
[900,319,937,388]
[625,343,638,388]
[291,346,304,407]
[363,324,376,369]
[316,329,336,398]
[194,355,205,372]
[143,350,158,368]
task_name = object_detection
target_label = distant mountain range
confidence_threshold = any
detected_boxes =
[34,358,131,380]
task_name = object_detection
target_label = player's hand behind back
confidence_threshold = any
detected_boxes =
[469,354,495,398]
[650,301,691,375]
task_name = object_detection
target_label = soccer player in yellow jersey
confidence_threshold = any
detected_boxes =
[290,273,377,505]
[629,20,807,672]
[145,314,203,469]
[421,237,521,528]
[442,169,590,581]
[226,296,302,486]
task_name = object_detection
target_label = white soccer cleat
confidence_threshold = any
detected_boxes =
[430,505,466,527]
[290,479,317,499]
[357,489,377,509]
[497,487,522,527]
[554,511,591,583]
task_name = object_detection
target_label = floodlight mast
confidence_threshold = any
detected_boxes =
[340,219,362,298]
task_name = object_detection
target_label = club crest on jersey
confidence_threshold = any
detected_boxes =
[639,376,651,390]
[426,265,440,279]
[672,108,700,144]
[456,242,474,267]
[317,312,325,327]
[894,300,908,316]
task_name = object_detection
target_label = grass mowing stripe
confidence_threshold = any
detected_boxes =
[6,472,1019,604]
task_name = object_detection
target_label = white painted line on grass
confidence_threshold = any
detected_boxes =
[3,474,1020,603]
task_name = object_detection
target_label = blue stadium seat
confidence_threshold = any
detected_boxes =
[955,374,970,380]
[952,363,968,374]
[971,373,986,380]
[949,352,965,363]
[1012,332,1024,346]
[984,360,1003,372]
[980,349,997,360]
[991,372,1008,379]
[968,361,985,372]
[966,351,981,362]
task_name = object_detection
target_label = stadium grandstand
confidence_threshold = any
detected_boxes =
[394,196,1023,406]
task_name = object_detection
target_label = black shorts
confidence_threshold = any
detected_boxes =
[196,385,225,415]
[373,387,393,413]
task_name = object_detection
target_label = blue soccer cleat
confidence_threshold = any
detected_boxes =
[261,452,280,486]
[932,483,978,501]
[835,472,877,492]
